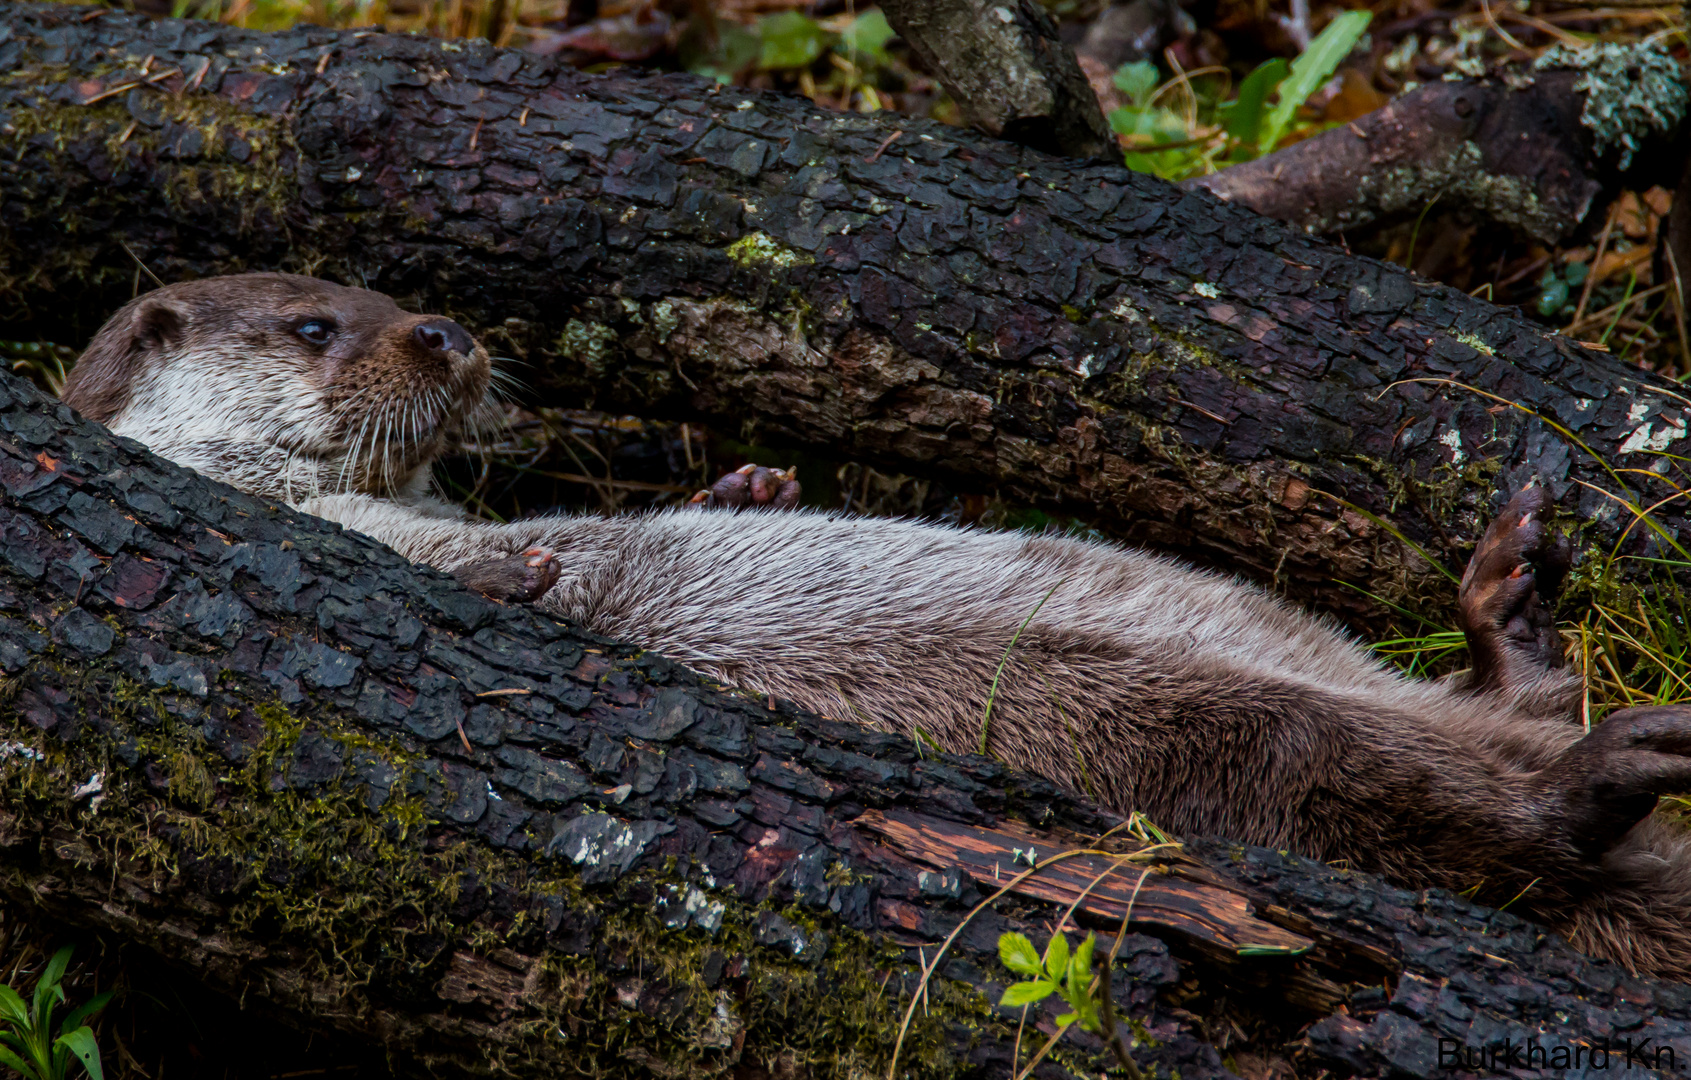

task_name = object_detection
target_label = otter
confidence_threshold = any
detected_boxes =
[62,273,1691,979]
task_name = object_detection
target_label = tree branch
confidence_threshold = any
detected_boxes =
[3,5,1690,627]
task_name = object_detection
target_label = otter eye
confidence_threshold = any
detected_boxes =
[296,319,336,346]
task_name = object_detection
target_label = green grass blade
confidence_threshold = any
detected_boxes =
[0,1044,42,1080]
[33,947,71,1022]
[1259,10,1370,152]
[1311,491,1460,584]
[978,582,1062,755]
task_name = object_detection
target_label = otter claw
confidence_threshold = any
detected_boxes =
[692,463,801,510]
[453,547,561,604]
[1537,705,1691,859]
[1458,487,1570,692]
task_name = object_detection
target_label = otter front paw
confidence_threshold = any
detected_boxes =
[689,464,801,510]
[453,548,561,603]
[1534,705,1691,859]
[1458,487,1572,692]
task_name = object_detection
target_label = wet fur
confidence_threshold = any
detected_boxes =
[65,274,1691,980]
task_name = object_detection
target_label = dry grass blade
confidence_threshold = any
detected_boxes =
[1570,202,1620,328]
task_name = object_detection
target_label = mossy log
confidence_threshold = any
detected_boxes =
[3,7,1691,623]
[5,358,1691,1074]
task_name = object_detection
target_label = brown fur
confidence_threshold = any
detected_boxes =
[64,274,1691,980]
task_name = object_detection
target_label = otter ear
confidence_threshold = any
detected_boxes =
[133,297,185,349]
[62,296,187,424]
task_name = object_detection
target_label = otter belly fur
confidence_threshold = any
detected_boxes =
[61,272,1691,980]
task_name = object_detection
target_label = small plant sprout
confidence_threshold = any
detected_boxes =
[998,929,1143,1080]
[0,946,111,1080]
[998,930,1101,1030]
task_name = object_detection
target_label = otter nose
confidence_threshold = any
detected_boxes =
[413,319,475,356]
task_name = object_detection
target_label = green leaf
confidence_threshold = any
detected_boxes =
[0,1044,42,1080]
[56,1026,102,1080]
[1220,58,1287,155]
[1235,943,1313,956]
[0,985,31,1029]
[1112,60,1160,108]
[1044,932,1070,980]
[1259,10,1371,153]
[689,22,761,83]
[1071,933,1096,984]
[33,947,71,1019]
[837,9,896,64]
[1055,1010,1079,1027]
[998,933,1045,978]
[999,979,1058,1007]
[757,12,828,70]
[58,991,112,1038]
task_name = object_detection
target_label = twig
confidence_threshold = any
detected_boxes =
[865,129,902,163]
[1570,201,1619,327]
[1665,245,1691,375]
[80,66,182,105]
[1561,281,1667,336]
[117,241,165,289]
[1171,398,1232,425]
[1481,0,1528,50]
[1497,6,1594,43]
[188,55,213,91]
[1495,254,1551,291]
[1095,867,1155,1080]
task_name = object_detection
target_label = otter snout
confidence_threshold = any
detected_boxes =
[413,319,475,358]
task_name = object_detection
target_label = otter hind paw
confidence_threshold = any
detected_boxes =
[454,547,561,604]
[1540,705,1691,859]
[1458,487,1572,687]
[689,463,801,510]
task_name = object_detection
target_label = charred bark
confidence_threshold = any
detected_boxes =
[5,362,1691,1077]
[3,5,1691,624]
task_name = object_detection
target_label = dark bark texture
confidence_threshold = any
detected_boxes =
[4,361,1691,1077]
[3,6,1691,625]
[1185,75,1602,243]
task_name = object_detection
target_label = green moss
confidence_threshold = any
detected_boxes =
[552,320,620,377]
[11,98,289,212]
[724,232,814,271]
[1450,331,1495,357]
[0,657,998,1077]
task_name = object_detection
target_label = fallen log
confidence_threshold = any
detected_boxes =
[2,5,1690,624]
[1185,45,1688,245]
[4,364,1691,1077]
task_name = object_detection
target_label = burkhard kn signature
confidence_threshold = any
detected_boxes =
[1439,1037,1675,1072]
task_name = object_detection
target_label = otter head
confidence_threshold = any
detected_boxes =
[62,273,492,505]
